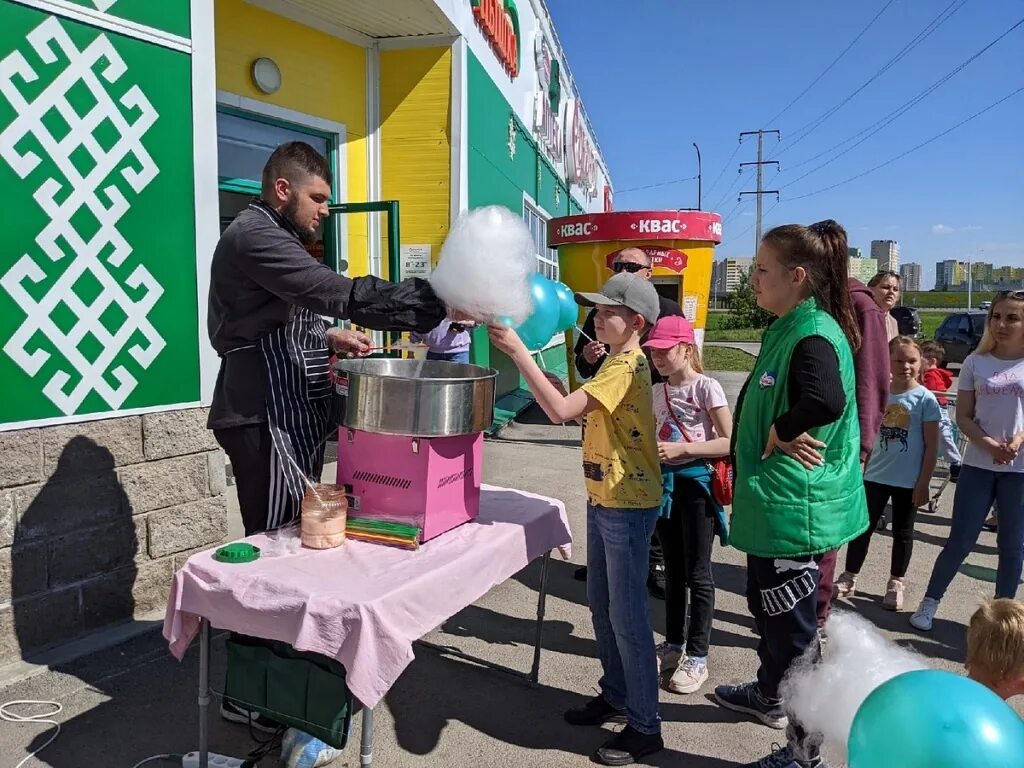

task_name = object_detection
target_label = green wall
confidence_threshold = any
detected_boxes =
[466,50,577,394]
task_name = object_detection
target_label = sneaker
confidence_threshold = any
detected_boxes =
[882,578,904,611]
[713,681,788,729]
[220,698,280,734]
[655,641,682,674]
[574,565,588,582]
[832,571,857,599]
[593,725,664,766]
[983,515,998,532]
[876,512,889,532]
[564,694,626,726]
[647,565,666,600]
[910,597,939,631]
[949,463,961,483]
[741,743,827,768]
[667,656,708,694]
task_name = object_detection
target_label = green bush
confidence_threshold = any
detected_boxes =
[722,273,773,330]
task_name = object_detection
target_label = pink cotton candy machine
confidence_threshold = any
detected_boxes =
[333,358,497,542]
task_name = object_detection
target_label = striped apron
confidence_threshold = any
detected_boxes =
[247,202,334,531]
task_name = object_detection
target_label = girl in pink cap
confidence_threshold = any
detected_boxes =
[643,315,733,695]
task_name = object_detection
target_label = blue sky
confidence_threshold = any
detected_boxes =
[547,0,1023,289]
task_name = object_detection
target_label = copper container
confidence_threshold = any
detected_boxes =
[300,484,347,549]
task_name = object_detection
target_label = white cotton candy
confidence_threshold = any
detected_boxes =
[781,611,929,762]
[430,205,536,325]
[261,525,303,557]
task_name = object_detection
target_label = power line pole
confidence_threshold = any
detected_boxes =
[738,129,781,254]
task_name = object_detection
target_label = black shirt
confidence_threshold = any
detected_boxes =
[207,201,446,429]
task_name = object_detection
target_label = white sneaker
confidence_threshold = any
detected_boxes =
[910,597,939,631]
[667,656,709,694]
[655,641,682,674]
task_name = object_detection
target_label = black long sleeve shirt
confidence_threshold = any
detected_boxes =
[207,202,446,429]
[732,335,846,455]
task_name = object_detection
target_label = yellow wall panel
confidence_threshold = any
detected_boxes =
[214,0,368,273]
[380,47,452,280]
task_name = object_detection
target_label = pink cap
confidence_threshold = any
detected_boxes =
[643,315,695,349]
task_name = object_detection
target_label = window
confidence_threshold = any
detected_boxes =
[956,315,972,335]
[215,107,338,268]
[523,199,559,281]
[972,314,987,334]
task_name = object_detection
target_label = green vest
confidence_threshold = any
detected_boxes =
[731,297,868,558]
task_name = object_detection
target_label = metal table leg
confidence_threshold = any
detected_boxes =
[529,550,550,685]
[360,705,374,767]
[198,618,210,768]
[416,550,552,684]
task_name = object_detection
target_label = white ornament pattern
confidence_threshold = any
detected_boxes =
[0,16,164,415]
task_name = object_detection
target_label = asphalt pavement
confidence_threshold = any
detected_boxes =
[0,369,1016,767]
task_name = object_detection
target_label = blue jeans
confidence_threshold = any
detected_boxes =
[426,350,469,363]
[586,504,661,735]
[925,464,1024,600]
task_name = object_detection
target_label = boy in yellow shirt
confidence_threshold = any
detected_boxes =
[489,273,663,766]
[966,598,1024,701]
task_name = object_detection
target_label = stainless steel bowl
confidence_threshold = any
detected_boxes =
[334,358,497,437]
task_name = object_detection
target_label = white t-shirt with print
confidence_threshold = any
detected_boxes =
[959,352,1024,473]
[653,375,728,444]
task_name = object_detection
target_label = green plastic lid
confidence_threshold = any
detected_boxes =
[214,543,261,564]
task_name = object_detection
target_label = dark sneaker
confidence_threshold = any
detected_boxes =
[949,463,961,483]
[574,565,588,582]
[714,681,788,729]
[742,744,827,768]
[647,565,666,600]
[594,725,664,766]
[564,694,626,726]
[220,699,280,734]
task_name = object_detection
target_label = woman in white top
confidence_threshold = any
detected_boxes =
[868,270,901,342]
[911,291,1024,630]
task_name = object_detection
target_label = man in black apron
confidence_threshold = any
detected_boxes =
[208,141,451,537]
[208,142,458,732]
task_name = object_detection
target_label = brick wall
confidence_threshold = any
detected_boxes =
[0,407,227,665]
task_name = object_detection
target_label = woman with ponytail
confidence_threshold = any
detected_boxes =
[713,220,868,768]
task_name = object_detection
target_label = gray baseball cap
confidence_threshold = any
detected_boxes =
[575,273,660,326]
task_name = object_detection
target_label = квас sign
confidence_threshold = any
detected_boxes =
[472,0,519,78]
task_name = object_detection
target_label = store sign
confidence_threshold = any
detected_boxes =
[472,0,520,78]
[533,33,563,164]
[605,246,689,275]
[548,211,725,246]
[400,244,432,280]
[565,99,598,201]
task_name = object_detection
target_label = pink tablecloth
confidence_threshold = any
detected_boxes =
[163,485,571,708]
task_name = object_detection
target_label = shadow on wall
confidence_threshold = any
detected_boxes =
[10,436,137,661]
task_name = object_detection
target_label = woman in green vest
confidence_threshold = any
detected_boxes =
[713,220,869,768]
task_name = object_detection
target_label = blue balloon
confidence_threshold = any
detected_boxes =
[553,281,579,332]
[515,274,561,351]
[849,670,1024,768]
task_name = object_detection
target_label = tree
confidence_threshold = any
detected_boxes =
[724,272,773,330]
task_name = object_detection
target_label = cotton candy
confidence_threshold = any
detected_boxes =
[781,611,929,762]
[261,524,302,557]
[430,205,536,325]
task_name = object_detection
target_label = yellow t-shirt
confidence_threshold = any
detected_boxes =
[581,348,662,509]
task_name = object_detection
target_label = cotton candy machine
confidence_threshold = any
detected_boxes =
[333,358,497,542]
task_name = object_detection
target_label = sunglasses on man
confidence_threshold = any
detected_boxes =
[612,261,649,274]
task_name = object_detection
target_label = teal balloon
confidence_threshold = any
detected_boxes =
[849,670,1024,768]
[515,274,561,350]
[554,281,578,332]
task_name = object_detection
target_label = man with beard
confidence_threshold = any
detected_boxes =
[208,141,453,540]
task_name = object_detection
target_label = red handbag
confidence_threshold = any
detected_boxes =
[662,384,734,506]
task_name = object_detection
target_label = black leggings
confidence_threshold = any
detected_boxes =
[845,481,918,578]
[657,477,716,658]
